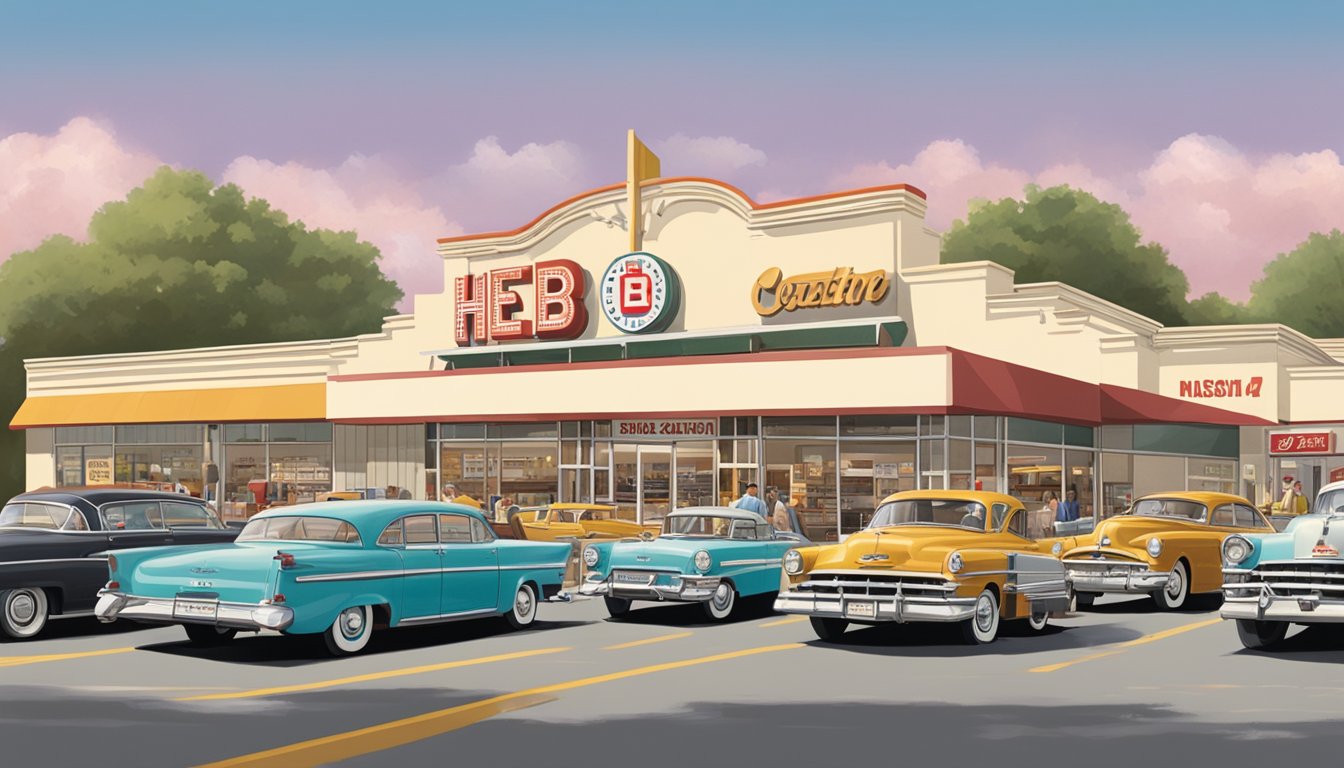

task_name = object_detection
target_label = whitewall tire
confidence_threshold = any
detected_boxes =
[1,587,49,640]
[702,583,737,621]
[323,605,373,656]
[959,588,1000,645]
[1027,611,1049,632]
[503,583,538,630]
[1154,560,1190,610]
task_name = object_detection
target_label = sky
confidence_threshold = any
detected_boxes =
[3,1,1344,305]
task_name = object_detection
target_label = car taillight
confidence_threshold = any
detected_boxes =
[272,593,286,603]
[274,552,296,568]
[107,581,120,590]
[108,555,118,573]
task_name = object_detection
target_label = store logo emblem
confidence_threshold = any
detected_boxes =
[1178,376,1263,399]
[600,252,680,334]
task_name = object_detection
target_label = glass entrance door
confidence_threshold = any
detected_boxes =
[639,445,672,525]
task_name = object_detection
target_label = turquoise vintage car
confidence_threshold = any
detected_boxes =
[579,507,805,621]
[1221,480,1344,650]
[94,500,571,655]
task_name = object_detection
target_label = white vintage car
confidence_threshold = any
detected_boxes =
[1221,479,1344,649]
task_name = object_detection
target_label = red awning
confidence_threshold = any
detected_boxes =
[948,349,1273,427]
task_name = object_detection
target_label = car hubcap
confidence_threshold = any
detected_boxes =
[516,590,533,618]
[976,595,995,632]
[9,593,35,625]
[340,608,364,639]
[713,585,731,609]
[1168,570,1183,598]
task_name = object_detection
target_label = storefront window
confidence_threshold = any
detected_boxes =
[766,440,836,541]
[493,422,559,440]
[57,445,112,486]
[762,417,836,437]
[1187,459,1236,494]
[840,442,915,533]
[497,441,558,511]
[840,415,917,437]
[1007,445,1062,505]
[115,445,204,493]
[1065,449,1095,520]
[1007,418,1063,445]
[948,439,973,490]
[1100,452,1133,518]
[676,442,715,508]
[267,423,333,443]
[439,443,490,506]
[222,423,334,514]
[920,438,945,489]
[975,442,1000,493]
[225,444,266,506]
[115,425,204,444]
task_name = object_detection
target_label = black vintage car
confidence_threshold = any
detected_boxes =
[0,488,239,639]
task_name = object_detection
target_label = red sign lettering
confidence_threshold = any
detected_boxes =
[1269,432,1335,455]
[454,259,587,345]
[1177,376,1263,399]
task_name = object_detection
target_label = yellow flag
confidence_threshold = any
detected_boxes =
[627,130,661,252]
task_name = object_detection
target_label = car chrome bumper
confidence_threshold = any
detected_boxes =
[578,576,722,602]
[1064,561,1171,593]
[1221,594,1344,623]
[772,589,978,623]
[95,591,295,631]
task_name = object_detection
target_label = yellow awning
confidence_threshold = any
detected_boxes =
[9,383,327,428]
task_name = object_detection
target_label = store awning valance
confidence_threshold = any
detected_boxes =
[9,383,327,429]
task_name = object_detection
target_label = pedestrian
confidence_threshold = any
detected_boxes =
[1057,488,1081,523]
[1291,480,1310,515]
[771,492,793,532]
[494,494,515,523]
[732,482,769,518]
[1278,476,1305,515]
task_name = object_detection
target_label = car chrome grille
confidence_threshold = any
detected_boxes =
[1225,562,1344,598]
[797,572,956,598]
[1063,559,1150,577]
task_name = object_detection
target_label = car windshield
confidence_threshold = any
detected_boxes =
[867,499,988,531]
[0,502,83,530]
[236,515,362,544]
[661,514,742,538]
[1316,489,1344,516]
[160,501,225,529]
[1127,498,1207,522]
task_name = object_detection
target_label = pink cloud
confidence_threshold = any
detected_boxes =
[0,117,163,259]
[222,154,460,307]
[834,134,1344,300]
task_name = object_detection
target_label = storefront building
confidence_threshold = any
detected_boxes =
[14,138,1344,534]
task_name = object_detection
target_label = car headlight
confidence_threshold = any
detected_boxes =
[783,549,803,575]
[1146,537,1163,557]
[948,551,963,573]
[694,550,712,572]
[1099,535,1111,547]
[1051,542,1063,556]
[1223,535,1252,565]
[583,546,600,567]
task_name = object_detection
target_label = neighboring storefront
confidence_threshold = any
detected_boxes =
[13,135,1342,534]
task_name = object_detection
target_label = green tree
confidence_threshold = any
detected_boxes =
[941,185,1190,326]
[1184,292,1252,326]
[0,167,403,497]
[1246,231,1344,337]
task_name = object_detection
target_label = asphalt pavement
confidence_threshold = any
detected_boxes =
[4,594,1344,767]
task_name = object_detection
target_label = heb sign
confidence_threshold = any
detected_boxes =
[613,419,717,438]
[1269,432,1335,455]
[1178,377,1264,399]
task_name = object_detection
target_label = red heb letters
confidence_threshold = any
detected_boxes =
[454,260,587,345]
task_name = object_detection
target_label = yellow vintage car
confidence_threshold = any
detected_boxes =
[519,504,660,542]
[1059,491,1274,610]
[774,490,1070,644]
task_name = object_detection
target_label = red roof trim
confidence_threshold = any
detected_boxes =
[436,177,927,244]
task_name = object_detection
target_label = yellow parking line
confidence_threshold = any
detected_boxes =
[602,632,692,650]
[0,647,136,668]
[1030,618,1222,673]
[177,647,572,701]
[196,643,803,768]
[759,616,808,628]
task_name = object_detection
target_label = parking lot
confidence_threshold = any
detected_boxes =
[4,593,1344,767]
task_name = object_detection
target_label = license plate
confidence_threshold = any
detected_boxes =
[846,601,876,619]
[614,572,652,585]
[173,598,218,620]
